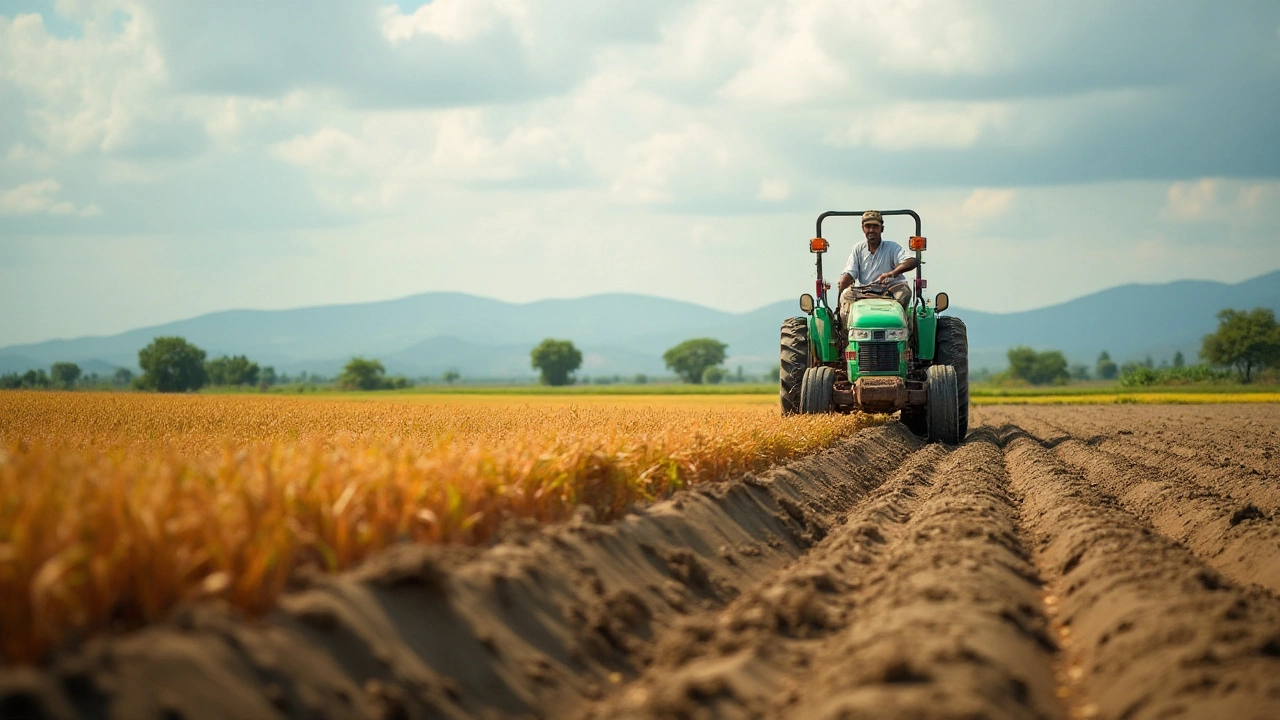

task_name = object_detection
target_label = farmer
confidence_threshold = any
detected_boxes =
[836,210,918,324]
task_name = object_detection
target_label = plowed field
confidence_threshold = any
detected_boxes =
[4,404,1280,719]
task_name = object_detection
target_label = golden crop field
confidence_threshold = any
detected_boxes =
[0,391,873,665]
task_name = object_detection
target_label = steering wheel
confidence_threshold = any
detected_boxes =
[852,283,894,297]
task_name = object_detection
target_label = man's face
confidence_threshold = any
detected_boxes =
[863,223,883,242]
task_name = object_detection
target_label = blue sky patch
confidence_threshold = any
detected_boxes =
[4,0,81,39]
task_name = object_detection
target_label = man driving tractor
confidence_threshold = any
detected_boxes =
[836,210,919,325]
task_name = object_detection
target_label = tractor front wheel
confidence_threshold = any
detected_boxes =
[926,364,961,444]
[800,366,835,414]
[779,317,809,415]
[935,316,969,440]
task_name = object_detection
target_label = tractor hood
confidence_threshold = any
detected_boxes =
[849,298,907,329]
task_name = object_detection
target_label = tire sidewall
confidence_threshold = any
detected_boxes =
[926,364,960,444]
[780,317,809,415]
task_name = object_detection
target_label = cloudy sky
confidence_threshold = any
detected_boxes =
[2,0,1278,346]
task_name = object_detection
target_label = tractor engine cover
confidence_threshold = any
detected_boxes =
[855,376,907,412]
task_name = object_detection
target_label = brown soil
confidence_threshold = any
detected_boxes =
[4,405,1280,720]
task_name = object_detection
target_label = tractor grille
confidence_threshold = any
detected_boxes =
[857,342,899,373]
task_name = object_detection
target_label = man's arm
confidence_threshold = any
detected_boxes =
[838,247,859,293]
[874,257,919,284]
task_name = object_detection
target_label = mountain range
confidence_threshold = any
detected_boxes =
[2,270,1277,379]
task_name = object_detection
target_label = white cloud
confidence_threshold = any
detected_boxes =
[1165,178,1220,221]
[961,188,1015,219]
[274,128,378,177]
[609,125,733,205]
[757,178,791,202]
[1,0,1279,348]
[717,3,844,105]
[380,0,524,44]
[831,102,1012,151]
[0,179,99,216]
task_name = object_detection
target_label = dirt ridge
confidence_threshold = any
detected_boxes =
[0,426,917,720]
[4,406,1280,719]
[1000,421,1280,719]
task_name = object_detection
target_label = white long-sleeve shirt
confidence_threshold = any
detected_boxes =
[841,239,909,285]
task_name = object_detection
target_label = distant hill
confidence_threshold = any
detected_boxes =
[956,270,1280,371]
[1,270,1277,378]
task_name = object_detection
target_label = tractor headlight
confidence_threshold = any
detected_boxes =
[850,328,907,341]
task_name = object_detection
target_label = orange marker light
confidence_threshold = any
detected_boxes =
[810,237,829,253]
[909,236,927,251]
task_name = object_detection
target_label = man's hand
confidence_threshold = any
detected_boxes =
[874,271,897,284]
[837,273,853,294]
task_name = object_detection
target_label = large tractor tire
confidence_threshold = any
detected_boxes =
[800,366,835,414]
[926,364,961,445]
[934,316,969,440]
[779,317,809,415]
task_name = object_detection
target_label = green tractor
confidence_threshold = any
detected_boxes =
[779,209,969,444]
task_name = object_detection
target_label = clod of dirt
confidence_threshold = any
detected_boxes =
[1229,503,1265,525]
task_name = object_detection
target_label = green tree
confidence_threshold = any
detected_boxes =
[1007,346,1068,385]
[112,367,134,387]
[22,369,51,389]
[1096,350,1118,380]
[663,338,728,384]
[1172,351,1185,369]
[138,337,208,392]
[206,355,260,386]
[1007,346,1038,383]
[530,339,583,386]
[1069,363,1090,381]
[702,366,726,384]
[261,366,278,386]
[50,362,81,389]
[441,370,461,385]
[339,357,388,390]
[1200,307,1280,383]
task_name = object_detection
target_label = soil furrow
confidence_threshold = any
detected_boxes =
[783,431,1061,720]
[1001,424,1280,720]
[7,406,1280,720]
[1049,438,1280,594]
[997,406,1280,514]
[576,441,952,720]
[1087,435,1280,517]
[583,429,1064,720]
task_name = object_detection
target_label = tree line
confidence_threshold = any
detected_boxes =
[22,305,1265,392]
[530,337,731,386]
[1001,306,1280,385]
[2,334,738,392]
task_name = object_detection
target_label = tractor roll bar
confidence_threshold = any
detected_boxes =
[815,209,921,239]
[811,209,924,313]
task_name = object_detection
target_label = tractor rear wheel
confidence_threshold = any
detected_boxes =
[779,317,809,415]
[800,366,835,414]
[935,316,969,440]
[926,364,961,444]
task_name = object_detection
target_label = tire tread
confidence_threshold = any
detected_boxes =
[779,317,809,415]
